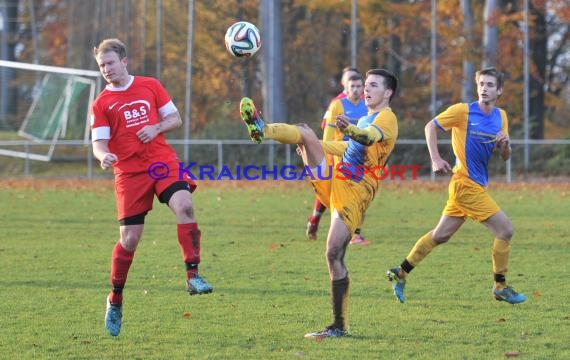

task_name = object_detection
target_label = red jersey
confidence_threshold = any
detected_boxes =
[91,76,179,173]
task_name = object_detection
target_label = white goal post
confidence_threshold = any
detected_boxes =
[0,60,101,161]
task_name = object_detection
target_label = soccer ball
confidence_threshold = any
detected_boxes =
[224,21,261,57]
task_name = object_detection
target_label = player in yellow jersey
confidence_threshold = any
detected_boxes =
[312,73,370,245]
[240,68,399,338]
[386,67,527,304]
[306,68,369,244]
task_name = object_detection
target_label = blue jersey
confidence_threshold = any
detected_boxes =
[339,98,368,140]
[339,109,397,182]
[434,101,508,186]
[317,106,398,234]
[323,98,368,142]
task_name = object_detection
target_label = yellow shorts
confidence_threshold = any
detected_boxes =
[443,174,500,222]
[310,154,376,234]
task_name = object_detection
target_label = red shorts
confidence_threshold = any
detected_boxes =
[114,160,197,220]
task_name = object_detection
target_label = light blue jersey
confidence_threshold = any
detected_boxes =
[340,112,385,182]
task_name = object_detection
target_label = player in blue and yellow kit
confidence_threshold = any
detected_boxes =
[307,74,370,244]
[239,69,399,338]
[386,67,527,304]
[307,68,367,243]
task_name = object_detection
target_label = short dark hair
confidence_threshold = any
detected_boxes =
[366,68,398,102]
[476,67,505,90]
[93,38,127,60]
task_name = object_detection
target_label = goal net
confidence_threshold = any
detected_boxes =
[0,60,100,161]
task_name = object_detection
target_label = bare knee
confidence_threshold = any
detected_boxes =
[485,213,514,241]
[298,124,318,140]
[431,234,450,244]
[120,232,141,252]
[430,216,464,244]
[429,229,451,244]
[496,223,514,241]
[325,245,343,263]
[177,202,195,218]
[171,199,195,222]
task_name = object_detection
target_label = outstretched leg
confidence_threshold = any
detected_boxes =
[240,97,325,168]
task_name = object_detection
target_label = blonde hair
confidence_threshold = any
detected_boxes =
[93,38,127,60]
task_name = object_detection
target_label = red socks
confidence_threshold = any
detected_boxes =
[177,223,201,279]
[109,241,134,305]
[108,223,202,304]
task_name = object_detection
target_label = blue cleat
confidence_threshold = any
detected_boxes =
[187,274,213,295]
[386,267,406,303]
[493,285,527,304]
[105,297,122,337]
[304,325,349,339]
[239,97,265,144]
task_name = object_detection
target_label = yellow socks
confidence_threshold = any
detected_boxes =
[405,232,439,268]
[265,123,302,144]
[492,238,510,289]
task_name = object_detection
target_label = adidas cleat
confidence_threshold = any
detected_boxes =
[239,97,265,144]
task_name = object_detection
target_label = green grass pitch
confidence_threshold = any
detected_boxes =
[0,179,569,359]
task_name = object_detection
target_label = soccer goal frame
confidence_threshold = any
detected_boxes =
[0,60,101,161]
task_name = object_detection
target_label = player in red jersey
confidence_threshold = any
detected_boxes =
[307,67,368,245]
[91,38,213,337]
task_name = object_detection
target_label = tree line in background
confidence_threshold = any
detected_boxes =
[1,0,569,142]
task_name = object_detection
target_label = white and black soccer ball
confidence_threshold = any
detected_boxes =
[224,21,261,58]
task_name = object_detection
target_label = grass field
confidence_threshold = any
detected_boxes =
[1,179,569,359]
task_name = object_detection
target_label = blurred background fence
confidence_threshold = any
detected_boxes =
[1,138,568,181]
[0,0,568,182]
